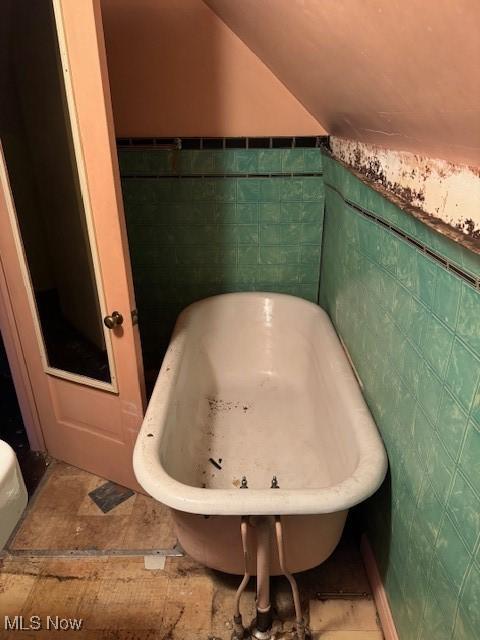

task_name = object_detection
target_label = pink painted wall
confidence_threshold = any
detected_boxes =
[100,0,324,137]
[205,0,480,167]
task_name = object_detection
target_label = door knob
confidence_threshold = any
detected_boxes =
[104,311,124,329]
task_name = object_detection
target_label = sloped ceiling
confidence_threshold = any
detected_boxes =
[204,0,480,167]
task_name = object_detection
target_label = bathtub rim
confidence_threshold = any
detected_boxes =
[133,292,388,516]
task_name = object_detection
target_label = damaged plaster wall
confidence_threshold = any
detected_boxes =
[331,137,480,241]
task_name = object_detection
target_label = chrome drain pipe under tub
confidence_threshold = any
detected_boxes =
[251,516,273,638]
[233,516,308,640]
[232,517,251,640]
[275,516,306,640]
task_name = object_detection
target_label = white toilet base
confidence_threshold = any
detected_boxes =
[0,440,28,549]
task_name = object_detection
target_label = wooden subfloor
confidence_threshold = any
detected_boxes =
[8,462,176,552]
[0,462,384,639]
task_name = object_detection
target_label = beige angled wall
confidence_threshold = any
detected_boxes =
[100,0,324,138]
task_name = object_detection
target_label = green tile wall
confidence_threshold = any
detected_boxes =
[119,148,324,370]
[320,154,480,640]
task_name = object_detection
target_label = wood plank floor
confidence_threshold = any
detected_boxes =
[0,461,384,639]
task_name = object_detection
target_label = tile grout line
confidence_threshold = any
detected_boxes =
[352,228,479,414]
[121,172,324,179]
[413,285,464,640]
[328,212,459,637]
[449,372,480,636]
[354,232,472,505]
[351,255,429,602]
[325,182,480,289]
[335,197,478,640]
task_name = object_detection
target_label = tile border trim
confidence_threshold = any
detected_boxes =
[361,534,400,640]
[325,150,480,257]
[326,182,480,289]
[117,136,329,149]
[121,172,324,180]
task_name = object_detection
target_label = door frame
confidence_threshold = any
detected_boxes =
[0,0,146,488]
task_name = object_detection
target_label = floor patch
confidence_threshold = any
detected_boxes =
[88,481,134,513]
[144,555,166,570]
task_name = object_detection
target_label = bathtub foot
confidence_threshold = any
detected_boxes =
[250,605,273,639]
[250,626,272,639]
[292,619,308,640]
[231,613,247,640]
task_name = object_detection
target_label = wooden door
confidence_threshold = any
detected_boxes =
[0,0,145,490]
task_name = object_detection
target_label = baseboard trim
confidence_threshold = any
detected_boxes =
[360,533,400,640]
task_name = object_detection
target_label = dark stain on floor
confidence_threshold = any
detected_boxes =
[88,481,135,513]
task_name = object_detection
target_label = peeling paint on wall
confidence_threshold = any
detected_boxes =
[331,137,480,242]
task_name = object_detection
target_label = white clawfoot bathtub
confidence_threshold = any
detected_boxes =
[134,293,387,575]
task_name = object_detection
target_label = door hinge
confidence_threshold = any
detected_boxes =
[131,308,139,325]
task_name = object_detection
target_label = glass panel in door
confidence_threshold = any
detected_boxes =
[0,0,112,384]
